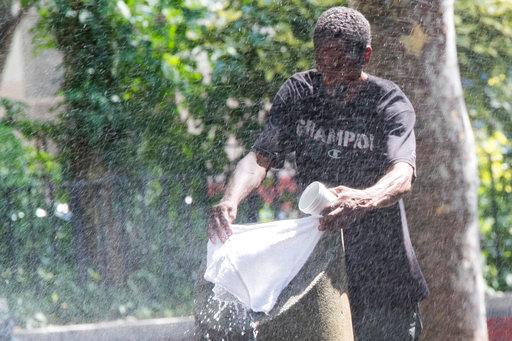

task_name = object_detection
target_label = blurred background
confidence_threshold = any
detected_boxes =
[0,0,510,335]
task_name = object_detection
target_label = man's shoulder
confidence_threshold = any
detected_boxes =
[289,69,319,83]
[366,74,410,100]
[366,74,403,93]
[280,69,320,98]
[366,74,415,115]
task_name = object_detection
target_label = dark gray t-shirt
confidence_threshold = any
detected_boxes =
[252,69,428,307]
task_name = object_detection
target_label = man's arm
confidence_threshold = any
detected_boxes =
[208,151,271,243]
[319,162,414,230]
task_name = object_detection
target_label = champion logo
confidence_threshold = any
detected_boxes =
[328,149,343,159]
[296,119,375,151]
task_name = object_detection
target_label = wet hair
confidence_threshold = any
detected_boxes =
[313,7,371,63]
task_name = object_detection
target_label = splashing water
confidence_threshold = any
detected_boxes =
[196,295,261,340]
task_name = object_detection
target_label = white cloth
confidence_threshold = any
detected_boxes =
[204,216,323,314]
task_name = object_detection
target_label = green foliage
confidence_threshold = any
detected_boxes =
[0,100,76,326]
[456,0,512,130]
[4,265,193,328]
[456,0,512,291]
[476,130,512,289]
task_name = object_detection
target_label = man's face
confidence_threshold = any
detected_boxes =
[314,40,368,85]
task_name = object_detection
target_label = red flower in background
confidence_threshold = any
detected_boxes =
[257,175,298,204]
[256,185,277,204]
[276,175,297,194]
[280,201,293,212]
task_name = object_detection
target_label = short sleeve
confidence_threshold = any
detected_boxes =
[381,90,417,181]
[251,81,296,169]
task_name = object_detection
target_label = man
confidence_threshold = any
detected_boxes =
[207,6,428,340]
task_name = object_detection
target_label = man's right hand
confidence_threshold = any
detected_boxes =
[207,200,237,244]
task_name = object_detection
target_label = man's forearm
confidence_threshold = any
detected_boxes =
[222,152,270,206]
[362,162,413,210]
[321,162,414,230]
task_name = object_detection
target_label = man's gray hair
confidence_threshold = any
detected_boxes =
[313,7,371,58]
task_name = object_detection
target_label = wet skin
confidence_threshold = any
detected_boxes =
[314,40,372,92]
[207,40,413,242]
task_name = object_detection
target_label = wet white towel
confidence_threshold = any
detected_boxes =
[204,216,323,314]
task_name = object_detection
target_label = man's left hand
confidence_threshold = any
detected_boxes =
[318,185,374,231]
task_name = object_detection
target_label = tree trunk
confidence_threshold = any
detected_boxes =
[350,0,487,339]
[69,152,126,286]
[1,190,16,272]
[69,178,91,283]
[52,0,127,287]
[0,1,23,77]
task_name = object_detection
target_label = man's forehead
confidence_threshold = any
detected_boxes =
[315,39,351,51]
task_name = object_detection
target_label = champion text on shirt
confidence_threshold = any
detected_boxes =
[296,119,375,151]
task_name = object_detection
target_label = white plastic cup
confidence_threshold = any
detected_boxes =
[298,181,338,216]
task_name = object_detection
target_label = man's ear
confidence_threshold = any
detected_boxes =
[362,46,372,65]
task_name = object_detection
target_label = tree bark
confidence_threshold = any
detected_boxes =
[0,1,23,77]
[53,0,127,286]
[68,152,126,286]
[350,0,487,339]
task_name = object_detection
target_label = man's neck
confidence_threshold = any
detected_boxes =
[323,71,368,96]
